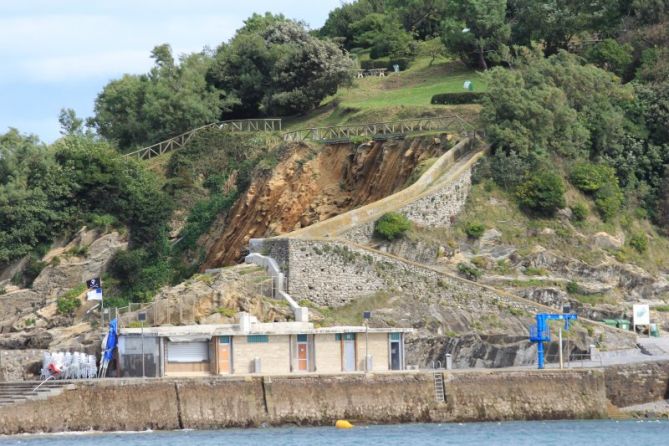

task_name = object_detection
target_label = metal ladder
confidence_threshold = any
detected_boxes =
[433,371,445,402]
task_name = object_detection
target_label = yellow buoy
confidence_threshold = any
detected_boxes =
[335,419,353,429]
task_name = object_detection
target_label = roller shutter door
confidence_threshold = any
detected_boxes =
[167,341,209,362]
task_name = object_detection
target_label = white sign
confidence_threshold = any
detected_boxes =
[633,304,650,326]
[87,288,103,301]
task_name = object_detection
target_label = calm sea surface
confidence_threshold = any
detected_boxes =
[1,421,668,446]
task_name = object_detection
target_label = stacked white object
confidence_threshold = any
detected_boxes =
[39,351,98,380]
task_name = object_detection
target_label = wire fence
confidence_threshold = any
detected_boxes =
[101,274,281,329]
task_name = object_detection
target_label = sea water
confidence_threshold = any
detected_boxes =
[1,420,668,446]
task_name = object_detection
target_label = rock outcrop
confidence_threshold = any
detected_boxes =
[201,137,449,267]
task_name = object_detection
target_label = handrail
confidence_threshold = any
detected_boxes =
[123,118,283,161]
[123,115,480,161]
[282,115,476,143]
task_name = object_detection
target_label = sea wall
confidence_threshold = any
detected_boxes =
[0,369,611,435]
[604,361,669,407]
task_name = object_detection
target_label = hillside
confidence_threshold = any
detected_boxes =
[2,0,669,378]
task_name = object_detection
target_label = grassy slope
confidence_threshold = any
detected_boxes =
[283,57,486,130]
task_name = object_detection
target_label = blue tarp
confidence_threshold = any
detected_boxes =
[103,318,118,362]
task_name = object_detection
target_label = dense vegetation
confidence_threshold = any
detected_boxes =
[0,130,172,294]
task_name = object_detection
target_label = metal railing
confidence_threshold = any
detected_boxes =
[123,119,283,161]
[281,115,476,143]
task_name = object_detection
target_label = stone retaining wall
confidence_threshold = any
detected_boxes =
[0,369,614,434]
[262,237,539,312]
[342,169,471,245]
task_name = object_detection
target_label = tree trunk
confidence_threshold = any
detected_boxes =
[478,45,488,71]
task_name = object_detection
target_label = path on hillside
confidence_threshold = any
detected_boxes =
[288,138,484,239]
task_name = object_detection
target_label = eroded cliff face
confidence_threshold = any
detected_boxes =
[201,136,449,268]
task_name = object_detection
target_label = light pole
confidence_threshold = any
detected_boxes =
[363,311,371,372]
[138,312,146,378]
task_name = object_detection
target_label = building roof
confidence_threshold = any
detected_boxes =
[120,321,413,338]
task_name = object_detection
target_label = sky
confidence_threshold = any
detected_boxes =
[0,0,345,143]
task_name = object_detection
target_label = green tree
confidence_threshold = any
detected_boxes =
[91,45,224,151]
[58,108,85,136]
[585,39,633,77]
[509,0,622,56]
[209,19,353,116]
[441,0,511,70]
[388,0,449,39]
[320,0,384,49]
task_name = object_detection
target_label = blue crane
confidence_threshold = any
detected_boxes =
[529,313,578,369]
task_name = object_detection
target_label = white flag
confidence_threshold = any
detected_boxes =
[87,288,103,301]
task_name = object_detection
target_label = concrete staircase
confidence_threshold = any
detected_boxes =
[0,381,71,407]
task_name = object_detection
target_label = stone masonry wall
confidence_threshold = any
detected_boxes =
[342,168,471,245]
[262,238,538,313]
[604,361,669,407]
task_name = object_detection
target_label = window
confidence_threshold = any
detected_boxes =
[247,335,269,343]
[219,336,231,344]
[390,333,401,341]
[297,334,308,343]
[335,333,355,341]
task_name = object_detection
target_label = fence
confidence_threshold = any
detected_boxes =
[123,115,480,162]
[123,119,283,161]
[101,274,279,328]
[281,115,476,143]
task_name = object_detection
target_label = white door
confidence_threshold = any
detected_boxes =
[343,335,356,372]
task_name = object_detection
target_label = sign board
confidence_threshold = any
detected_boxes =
[633,304,650,326]
[86,277,101,289]
[138,312,147,322]
[87,288,102,301]
[562,305,571,314]
[363,311,372,320]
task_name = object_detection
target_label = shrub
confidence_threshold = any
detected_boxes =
[431,92,486,105]
[218,307,237,318]
[457,262,482,281]
[360,59,390,70]
[515,170,566,216]
[629,232,648,253]
[566,281,579,294]
[57,284,85,315]
[471,256,489,269]
[594,182,623,221]
[570,202,588,222]
[569,163,615,194]
[465,222,486,239]
[374,213,411,241]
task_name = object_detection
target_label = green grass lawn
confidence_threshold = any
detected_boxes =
[283,57,486,130]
